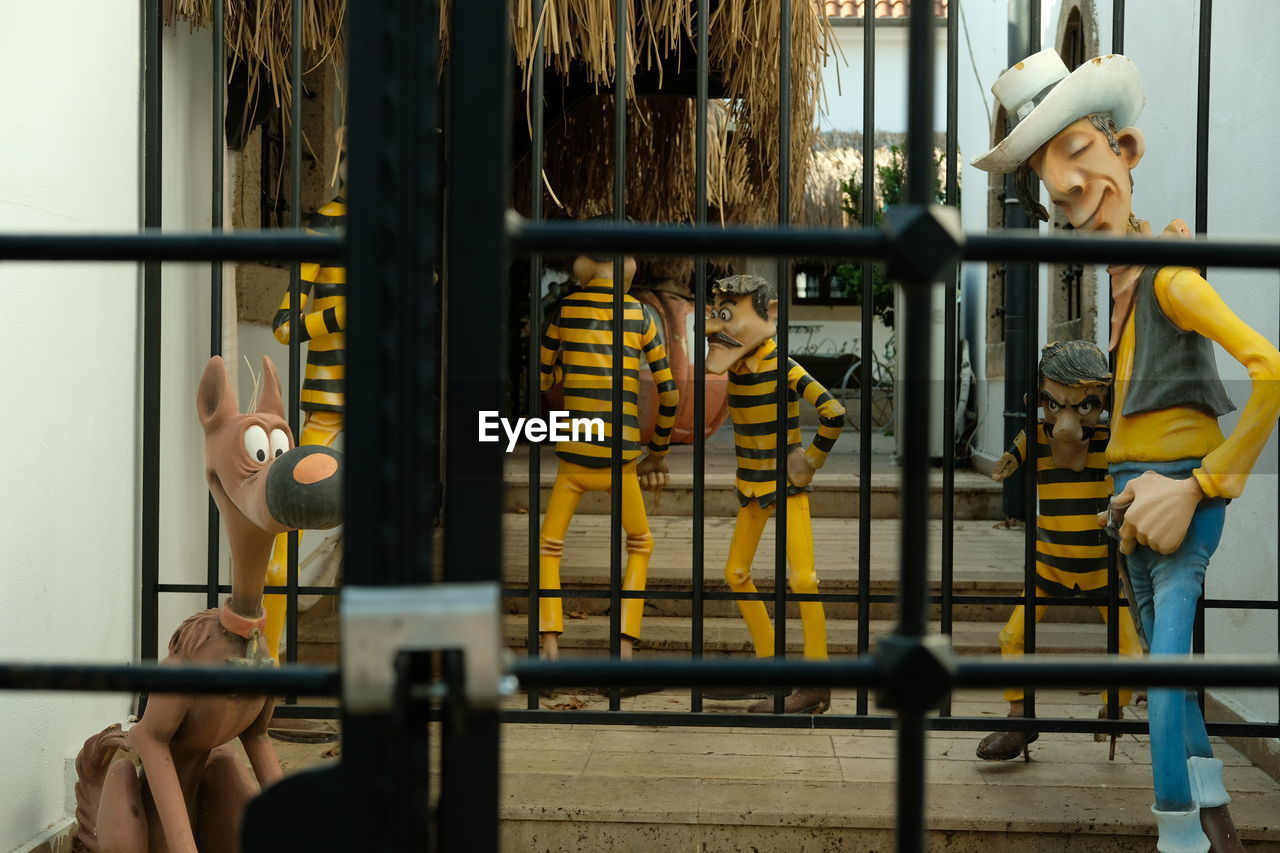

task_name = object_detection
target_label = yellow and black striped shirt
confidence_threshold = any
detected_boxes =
[727,339,846,507]
[540,280,679,467]
[273,199,346,413]
[1007,423,1112,596]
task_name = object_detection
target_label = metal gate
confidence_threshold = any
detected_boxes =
[1,1,1279,852]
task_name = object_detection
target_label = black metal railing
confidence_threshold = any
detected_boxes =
[0,2,1277,853]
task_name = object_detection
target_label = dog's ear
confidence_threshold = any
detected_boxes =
[197,356,238,432]
[257,356,286,419]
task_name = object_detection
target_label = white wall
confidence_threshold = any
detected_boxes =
[156,27,223,649]
[0,3,140,849]
[818,23,949,135]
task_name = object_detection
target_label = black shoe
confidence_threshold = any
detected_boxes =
[976,729,1039,761]
[747,687,831,714]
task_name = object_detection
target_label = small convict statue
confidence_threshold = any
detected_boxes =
[536,235,677,662]
[977,340,1143,762]
[705,274,846,714]
[264,129,348,664]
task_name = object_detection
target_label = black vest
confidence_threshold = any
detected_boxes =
[1121,266,1235,418]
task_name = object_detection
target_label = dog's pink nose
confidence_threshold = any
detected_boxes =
[294,453,338,485]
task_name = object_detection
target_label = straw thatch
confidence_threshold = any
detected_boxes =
[803,130,953,229]
[171,1,831,229]
[497,0,833,225]
[166,0,346,126]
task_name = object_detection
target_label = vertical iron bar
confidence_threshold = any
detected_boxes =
[1022,0,1040,723]
[1192,0,1212,711]
[899,0,935,638]
[441,0,506,846]
[691,0,709,713]
[1107,500,1121,725]
[609,0,627,713]
[1113,0,1125,54]
[285,0,303,679]
[1022,260,1038,723]
[940,0,959,719]
[394,652,434,849]
[896,5,937,851]
[856,0,875,718]
[527,0,546,711]
[772,0,793,715]
[140,0,162,667]
[206,0,225,611]
[341,0,415,844]
[1195,0,1211,239]
[1108,0,1126,729]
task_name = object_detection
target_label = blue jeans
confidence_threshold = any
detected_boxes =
[1112,460,1227,811]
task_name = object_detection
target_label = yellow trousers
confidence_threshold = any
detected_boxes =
[265,410,343,661]
[997,592,1143,705]
[724,493,827,660]
[539,459,652,639]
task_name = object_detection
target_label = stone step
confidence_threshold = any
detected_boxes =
[502,514,1107,624]
[268,690,1280,851]
[502,613,1119,656]
[503,443,1003,519]
[499,690,1280,852]
[295,606,1116,664]
[500,691,1280,850]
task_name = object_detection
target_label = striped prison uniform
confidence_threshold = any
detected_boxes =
[996,421,1140,705]
[539,279,679,465]
[1007,423,1112,595]
[272,198,346,413]
[727,338,846,507]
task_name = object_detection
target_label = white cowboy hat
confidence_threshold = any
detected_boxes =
[971,49,1145,174]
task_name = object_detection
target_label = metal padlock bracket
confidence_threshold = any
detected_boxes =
[341,582,510,714]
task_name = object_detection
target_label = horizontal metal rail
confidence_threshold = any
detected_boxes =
[509,217,1280,268]
[0,232,343,263]
[0,662,340,695]
[503,587,1279,610]
[157,583,340,596]
[514,656,1280,690]
[7,655,1274,697]
[11,222,1280,270]
[498,710,1279,738]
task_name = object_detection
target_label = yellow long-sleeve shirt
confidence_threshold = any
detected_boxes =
[272,199,346,413]
[539,279,679,467]
[727,338,846,507]
[1109,265,1280,499]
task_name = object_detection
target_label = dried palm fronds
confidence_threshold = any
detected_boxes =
[493,1,831,225]
[167,0,346,126]
[801,131,955,229]
[172,1,832,231]
[512,95,745,224]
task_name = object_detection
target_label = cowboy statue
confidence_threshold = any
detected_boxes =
[972,49,1280,852]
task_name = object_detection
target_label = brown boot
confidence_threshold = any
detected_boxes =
[1200,805,1245,852]
[976,728,1039,761]
[747,687,831,714]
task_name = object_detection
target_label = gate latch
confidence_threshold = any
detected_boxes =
[341,582,512,713]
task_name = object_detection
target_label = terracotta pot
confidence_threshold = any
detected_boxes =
[632,290,730,445]
[541,290,730,446]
